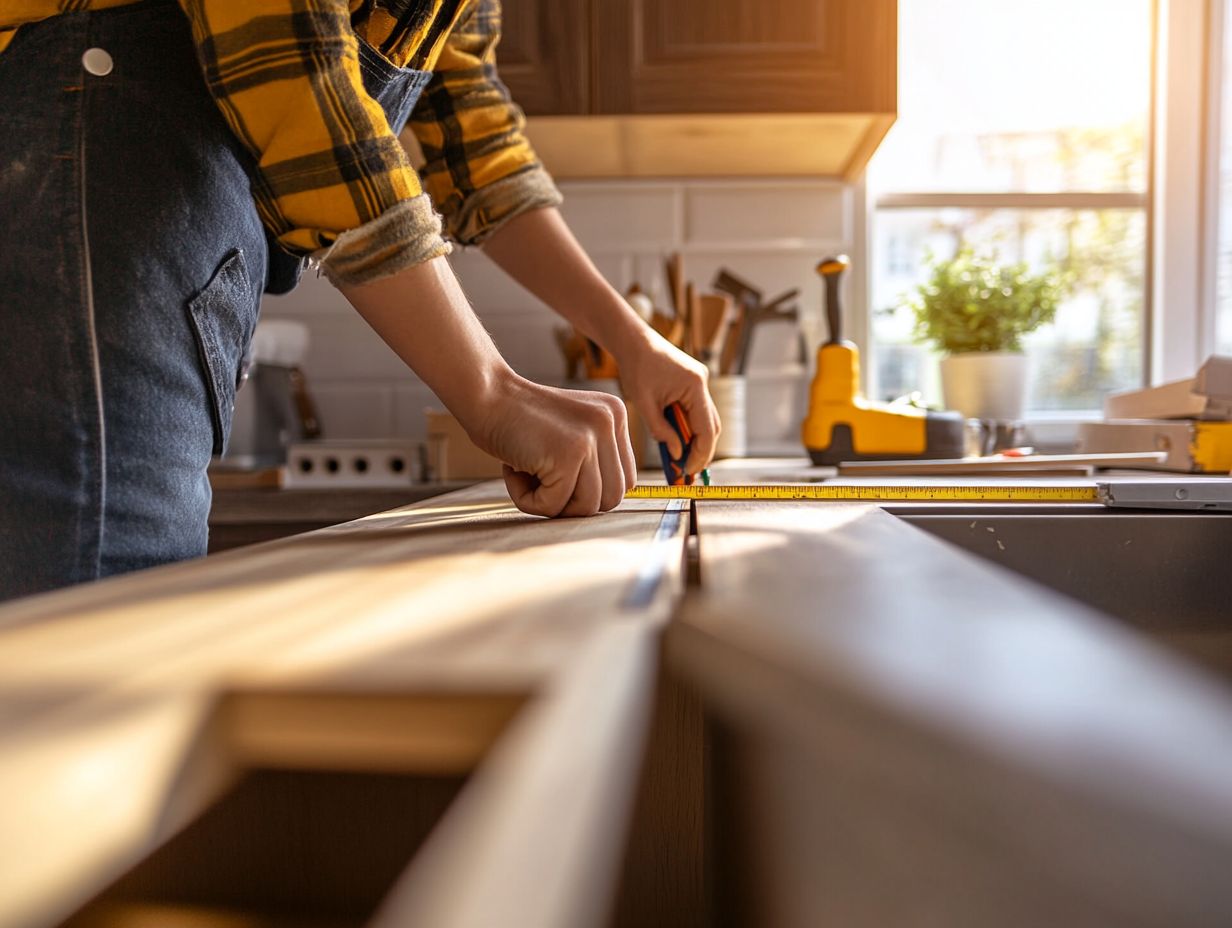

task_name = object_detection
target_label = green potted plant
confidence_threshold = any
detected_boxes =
[907,247,1064,421]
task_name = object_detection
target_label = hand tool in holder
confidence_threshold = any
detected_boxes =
[713,269,805,374]
[801,256,965,465]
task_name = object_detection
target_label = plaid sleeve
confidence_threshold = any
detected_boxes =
[406,0,562,246]
[177,0,450,283]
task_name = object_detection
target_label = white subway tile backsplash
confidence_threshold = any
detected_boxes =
[558,184,681,251]
[392,382,443,441]
[745,370,810,450]
[684,183,850,247]
[631,254,675,310]
[261,272,350,316]
[746,321,811,371]
[484,311,571,382]
[450,248,630,314]
[312,384,394,440]
[298,313,409,381]
[448,248,546,314]
[587,253,632,293]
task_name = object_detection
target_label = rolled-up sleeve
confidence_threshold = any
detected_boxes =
[406,0,562,246]
[177,0,450,285]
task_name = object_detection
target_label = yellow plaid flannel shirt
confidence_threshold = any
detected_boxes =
[0,0,561,285]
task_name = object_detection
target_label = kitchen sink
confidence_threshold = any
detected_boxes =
[891,505,1232,682]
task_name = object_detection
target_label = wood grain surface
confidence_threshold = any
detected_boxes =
[6,464,1232,928]
[0,483,684,928]
[671,501,1232,927]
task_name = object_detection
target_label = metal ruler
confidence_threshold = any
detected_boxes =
[625,484,1100,503]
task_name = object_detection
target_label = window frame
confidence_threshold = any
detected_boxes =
[1201,0,1226,358]
[859,0,1220,422]
[1153,0,1214,381]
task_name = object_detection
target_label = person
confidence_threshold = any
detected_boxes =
[0,0,719,602]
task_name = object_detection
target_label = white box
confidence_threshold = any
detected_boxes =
[284,439,420,488]
[1104,355,1232,420]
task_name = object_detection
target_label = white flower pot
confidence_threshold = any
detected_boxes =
[939,352,1029,421]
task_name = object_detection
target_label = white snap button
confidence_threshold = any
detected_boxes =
[82,48,113,77]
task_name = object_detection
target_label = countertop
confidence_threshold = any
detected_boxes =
[3,462,1232,928]
[206,482,474,552]
[208,484,475,525]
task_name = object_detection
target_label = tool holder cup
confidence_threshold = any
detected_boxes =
[709,374,748,459]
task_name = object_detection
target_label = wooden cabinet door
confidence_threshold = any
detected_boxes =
[495,0,589,116]
[592,0,896,115]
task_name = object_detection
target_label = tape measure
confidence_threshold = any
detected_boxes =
[625,484,1100,503]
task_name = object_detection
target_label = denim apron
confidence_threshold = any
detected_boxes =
[0,1,432,600]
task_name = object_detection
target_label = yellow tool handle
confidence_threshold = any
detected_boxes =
[626,484,1100,503]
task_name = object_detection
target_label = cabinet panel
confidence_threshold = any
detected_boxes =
[594,0,896,115]
[496,0,588,116]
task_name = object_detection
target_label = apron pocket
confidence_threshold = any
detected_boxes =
[187,249,256,455]
[355,36,433,135]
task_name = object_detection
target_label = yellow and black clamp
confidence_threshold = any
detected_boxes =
[802,256,966,465]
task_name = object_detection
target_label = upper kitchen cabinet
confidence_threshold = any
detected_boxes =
[501,0,897,180]
[593,0,895,116]
[494,0,588,115]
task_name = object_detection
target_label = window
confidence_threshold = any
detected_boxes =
[866,0,1153,413]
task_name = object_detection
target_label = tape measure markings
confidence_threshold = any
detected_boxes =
[625,484,1099,503]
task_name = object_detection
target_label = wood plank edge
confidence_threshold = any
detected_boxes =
[221,690,527,775]
[368,622,660,928]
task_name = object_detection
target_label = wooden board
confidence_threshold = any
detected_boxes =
[10,459,1232,928]
[0,484,686,928]
[836,451,1168,476]
[208,485,470,525]
[206,484,472,554]
[63,901,349,928]
[669,502,1232,927]
[371,622,658,928]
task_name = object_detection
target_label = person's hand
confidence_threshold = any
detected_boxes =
[615,329,720,474]
[469,376,637,518]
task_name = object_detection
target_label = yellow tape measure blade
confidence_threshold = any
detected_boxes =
[625,484,1100,503]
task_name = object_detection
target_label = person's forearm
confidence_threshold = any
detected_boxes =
[336,255,518,430]
[481,206,649,358]
[337,253,638,517]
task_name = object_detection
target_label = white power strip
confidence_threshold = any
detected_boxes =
[284,440,421,489]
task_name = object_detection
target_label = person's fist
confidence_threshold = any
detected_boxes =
[474,378,636,517]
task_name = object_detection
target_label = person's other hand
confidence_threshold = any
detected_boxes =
[471,377,637,517]
[616,330,720,474]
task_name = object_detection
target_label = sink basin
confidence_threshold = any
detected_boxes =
[892,505,1232,682]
